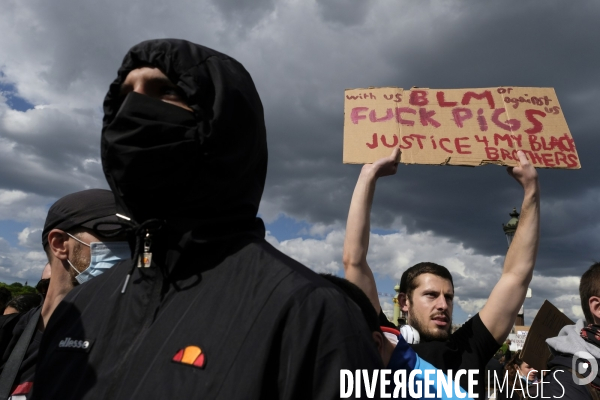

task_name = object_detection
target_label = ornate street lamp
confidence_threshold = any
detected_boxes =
[393,283,402,326]
[502,207,520,248]
[502,207,526,326]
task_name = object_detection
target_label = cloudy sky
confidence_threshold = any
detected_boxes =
[0,0,598,323]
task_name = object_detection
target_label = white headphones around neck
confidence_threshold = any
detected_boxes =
[400,324,420,344]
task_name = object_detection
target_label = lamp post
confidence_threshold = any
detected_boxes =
[393,283,402,326]
[502,207,520,248]
[503,207,526,326]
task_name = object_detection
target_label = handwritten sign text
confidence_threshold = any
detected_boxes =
[343,87,580,168]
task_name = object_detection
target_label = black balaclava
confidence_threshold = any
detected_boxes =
[101,39,267,242]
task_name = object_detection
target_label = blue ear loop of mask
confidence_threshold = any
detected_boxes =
[66,233,130,284]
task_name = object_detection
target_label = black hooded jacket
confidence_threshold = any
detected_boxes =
[30,39,382,399]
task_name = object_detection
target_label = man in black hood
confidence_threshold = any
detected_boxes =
[31,39,382,399]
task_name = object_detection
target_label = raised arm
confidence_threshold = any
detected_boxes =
[343,148,400,314]
[480,150,540,343]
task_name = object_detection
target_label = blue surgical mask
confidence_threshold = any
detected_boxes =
[66,233,130,284]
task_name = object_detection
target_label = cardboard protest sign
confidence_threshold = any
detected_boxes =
[513,326,530,351]
[520,300,574,372]
[343,87,581,168]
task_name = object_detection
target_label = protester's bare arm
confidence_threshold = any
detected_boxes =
[343,148,400,313]
[480,150,540,343]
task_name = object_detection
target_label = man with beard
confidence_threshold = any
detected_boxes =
[0,189,128,399]
[321,273,472,398]
[343,147,540,396]
[396,261,454,342]
[31,39,382,400]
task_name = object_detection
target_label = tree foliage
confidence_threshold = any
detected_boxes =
[0,282,37,297]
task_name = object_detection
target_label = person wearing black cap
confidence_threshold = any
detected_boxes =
[0,189,127,399]
[31,39,382,400]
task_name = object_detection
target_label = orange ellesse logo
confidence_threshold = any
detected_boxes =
[172,346,206,368]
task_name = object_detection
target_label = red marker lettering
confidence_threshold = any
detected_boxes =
[566,154,579,168]
[409,90,429,106]
[474,135,490,147]
[522,150,543,165]
[411,134,426,149]
[419,108,441,128]
[494,133,514,148]
[351,107,369,124]
[554,152,567,167]
[558,133,575,153]
[540,137,555,151]
[461,90,495,109]
[455,137,471,154]
[452,108,473,128]
[510,134,523,147]
[500,149,514,161]
[485,147,499,160]
[477,109,488,132]
[436,91,457,107]
[366,133,378,149]
[395,107,416,126]
[524,109,546,134]
[439,138,453,153]
[491,108,521,132]
[381,134,399,148]
[528,135,541,151]
[430,136,437,150]
[541,153,555,167]
[400,136,413,149]
[369,108,394,123]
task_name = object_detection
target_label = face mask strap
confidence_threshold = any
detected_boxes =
[66,233,92,278]
[67,232,91,248]
[66,259,82,276]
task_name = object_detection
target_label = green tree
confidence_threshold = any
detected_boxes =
[0,281,37,297]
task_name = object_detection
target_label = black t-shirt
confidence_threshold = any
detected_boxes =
[0,306,42,399]
[411,313,500,397]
